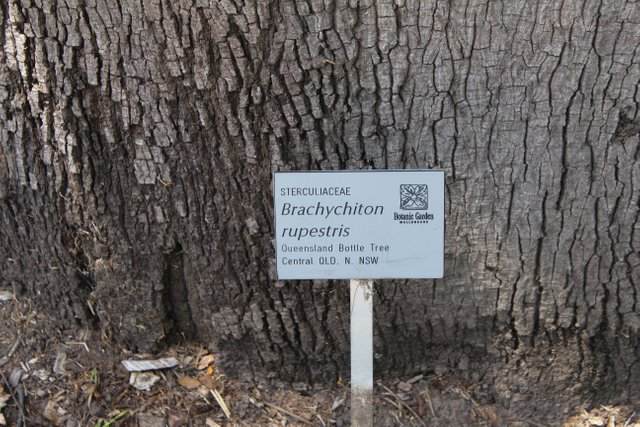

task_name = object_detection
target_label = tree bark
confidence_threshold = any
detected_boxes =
[1,0,638,419]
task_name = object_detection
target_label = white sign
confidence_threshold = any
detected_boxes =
[274,170,444,279]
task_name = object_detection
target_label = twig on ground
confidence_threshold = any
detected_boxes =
[210,389,231,419]
[382,396,402,412]
[262,401,314,425]
[65,341,90,353]
[0,372,25,427]
[0,336,21,367]
[422,386,436,417]
[625,411,636,426]
[16,385,24,427]
[377,381,427,427]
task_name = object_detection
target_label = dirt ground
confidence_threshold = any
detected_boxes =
[1,289,638,426]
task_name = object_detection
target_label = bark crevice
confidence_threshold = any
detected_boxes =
[161,243,196,343]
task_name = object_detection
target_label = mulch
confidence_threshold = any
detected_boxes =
[1,290,637,426]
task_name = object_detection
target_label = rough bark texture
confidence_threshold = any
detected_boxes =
[1,0,639,420]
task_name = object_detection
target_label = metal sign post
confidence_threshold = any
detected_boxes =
[350,279,374,426]
[273,170,445,426]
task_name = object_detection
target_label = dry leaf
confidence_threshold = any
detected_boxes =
[177,376,201,390]
[197,355,215,370]
[198,374,216,390]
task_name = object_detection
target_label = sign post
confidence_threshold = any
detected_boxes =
[273,170,444,426]
[350,279,374,425]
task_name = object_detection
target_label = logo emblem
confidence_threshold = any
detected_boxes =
[400,184,428,210]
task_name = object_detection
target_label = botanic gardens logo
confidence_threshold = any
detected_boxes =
[394,184,434,224]
[400,184,428,210]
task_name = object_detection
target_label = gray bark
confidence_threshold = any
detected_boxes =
[1,0,638,420]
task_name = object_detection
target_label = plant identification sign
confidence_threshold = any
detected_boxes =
[273,170,444,279]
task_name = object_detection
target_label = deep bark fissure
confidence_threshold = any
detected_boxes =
[72,248,100,329]
[161,243,196,342]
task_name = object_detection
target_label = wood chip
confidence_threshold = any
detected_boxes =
[0,291,13,302]
[65,341,90,352]
[397,381,412,392]
[8,369,23,388]
[406,374,424,384]
[53,351,67,375]
[177,376,201,390]
[122,357,178,372]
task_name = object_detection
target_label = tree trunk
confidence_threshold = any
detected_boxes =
[1,0,638,419]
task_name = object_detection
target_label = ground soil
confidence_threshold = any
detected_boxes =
[1,290,638,426]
